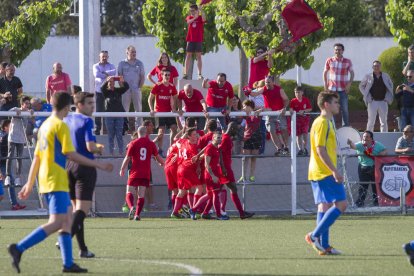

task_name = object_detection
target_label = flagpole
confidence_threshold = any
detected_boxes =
[296,65,302,86]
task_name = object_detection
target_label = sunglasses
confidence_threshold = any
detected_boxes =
[407,76,413,79]
[164,74,171,77]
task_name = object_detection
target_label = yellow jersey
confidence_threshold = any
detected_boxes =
[308,116,337,181]
[35,115,75,193]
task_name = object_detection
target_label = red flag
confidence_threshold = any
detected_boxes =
[281,0,323,42]
[199,0,213,5]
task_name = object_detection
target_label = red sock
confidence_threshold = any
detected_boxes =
[126,192,134,209]
[213,190,222,217]
[136,198,145,217]
[171,194,177,208]
[182,195,189,206]
[187,193,194,208]
[219,189,227,212]
[231,192,245,216]
[173,197,184,214]
[193,194,202,206]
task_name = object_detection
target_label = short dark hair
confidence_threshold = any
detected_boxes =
[52,92,72,111]
[242,99,255,109]
[161,68,171,74]
[73,85,82,93]
[408,44,414,51]
[317,91,339,109]
[73,92,94,105]
[143,120,154,127]
[206,119,217,132]
[1,62,8,69]
[372,60,381,65]
[256,46,267,53]
[334,43,344,50]
[364,130,374,139]
[190,4,198,10]
[186,127,197,137]
[217,72,227,80]
[20,96,31,105]
[185,117,196,127]
[1,119,11,130]
[295,86,304,92]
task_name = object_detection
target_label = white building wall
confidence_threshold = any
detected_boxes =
[17,36,399,95]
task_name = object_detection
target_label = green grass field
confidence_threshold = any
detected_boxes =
[0,215,413,275]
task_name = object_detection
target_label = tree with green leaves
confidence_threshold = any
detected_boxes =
[386,0,414,48]
[0,0,71,65]
[215,0,334,91]
[142,0,220,78]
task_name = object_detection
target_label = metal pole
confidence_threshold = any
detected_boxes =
[241,156,246,209]
[291,111,297,215]
[400,179,407,215]
[296,65,302,86]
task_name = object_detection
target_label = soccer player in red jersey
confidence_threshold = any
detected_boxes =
[148,68,178,156]
[183,4,206,79]
[120,126,164,220]
[219,122,255,219]
[147,52,179,87]
[171,127,201,218]
[164,142,180,211]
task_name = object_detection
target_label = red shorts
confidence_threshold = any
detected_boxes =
[127,178,150,187]
[221,165,235,183]
[178,167,200,190]
[165,166,178,190]
[296,117,310,136]
[205,177,222,191]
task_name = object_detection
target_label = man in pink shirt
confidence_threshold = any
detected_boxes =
[45,62,73,104]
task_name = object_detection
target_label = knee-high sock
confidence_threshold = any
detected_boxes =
[182,195,189,206]
[317,212,329,249]
[192,193,209,212]
[193,194,202,206]
[173,196,184,214]
[312,207,341,238]
[136,198,145,217]
[187,193,194,208]
[125,192,134,209]
[58,232,74,268]
[219,189,227,212]
[171,194,177,209]
[212,190,222,217]
[71,210,87,251]
[230,192,245,216]
[16,226,47,252]
[202,192,213,215]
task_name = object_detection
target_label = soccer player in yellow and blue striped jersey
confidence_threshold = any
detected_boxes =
[305,91,347,256]
[7,92,113,274]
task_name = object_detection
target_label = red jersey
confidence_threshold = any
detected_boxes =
[178,89,204,112]
[197,130,205,137]
[290,97,311,117]
[244,116,261,140]
[127,137,158,180]
[204,143,221,179]
[248,59,269,88]
[151,82,178,112]
[263,85,284,111]
[198,131,213,151]
[219,133,232,169]
[186,15,205,42]
[149,65,179,84]
[165,143,179,169]
[178,140,200,171]
[206,80,234,108]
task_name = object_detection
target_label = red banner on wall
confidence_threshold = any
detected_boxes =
[375,156,414,206]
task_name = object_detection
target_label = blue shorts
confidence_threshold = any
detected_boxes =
[43,191,71,214]
[311,175,347,204]
[0,182,3,196]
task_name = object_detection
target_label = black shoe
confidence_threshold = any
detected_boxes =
[201,213,213,220]
[62,263,88,273]
[240,211,255,219]
[133,215,140,221]
[128,207,136,220]
[303,148,309,156]
[297,150,304,156]
[94,130,100,136]
[80,250,95,258]
[7,244,22,273]
[404,243,414,266]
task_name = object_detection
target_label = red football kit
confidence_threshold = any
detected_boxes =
[178,89,204,112]
[206,80,234,108]
[186,15,205,42]
[165,143,179,191]
[151,82,178,112]
[290,97,311,135]
[149,65,179,84]
[248,59,269,88]
[178,139,201,190]
[219,133,235,183]
[262,85,284,111]
[127,137,158,187]
[204,143,223,190]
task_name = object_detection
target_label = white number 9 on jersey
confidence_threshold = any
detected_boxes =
[140,148,147,160]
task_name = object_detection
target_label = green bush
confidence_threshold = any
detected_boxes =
[378,46,406,88]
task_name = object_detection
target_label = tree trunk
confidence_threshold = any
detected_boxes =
[187,54,195,80]
[1,47,11,64]
[239,47,248,100]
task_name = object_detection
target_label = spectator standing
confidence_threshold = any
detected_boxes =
[0,62,8,78]
[248,47,274,88]
[347,131,387,207]
[248,80,267,154]
[45,62,72,104]
[290,86,312,156]
[359,61,393,132]
[202,73,234,129]
[323,43,354,127]
[395,125,414,154]
[147,52,179,87]
[101,76,130,156]
[395,70,414,130]
[5,96,33,187]
[183,4,206,80]
[93,50,116,135]
[118,45,145,129]
[0,64,23,108]
[0,119,26,210]
[177,84,207,130]
[402,44,414,76]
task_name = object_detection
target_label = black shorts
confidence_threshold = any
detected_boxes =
[243,131,262,150]
[67,161,97,201]
[186,42,202,53]
[156,117,177,129]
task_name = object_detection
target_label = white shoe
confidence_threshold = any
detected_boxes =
[320,246,342,256]
[4,176,11,187]
[14,177,21,187]
[221,211,227,216]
